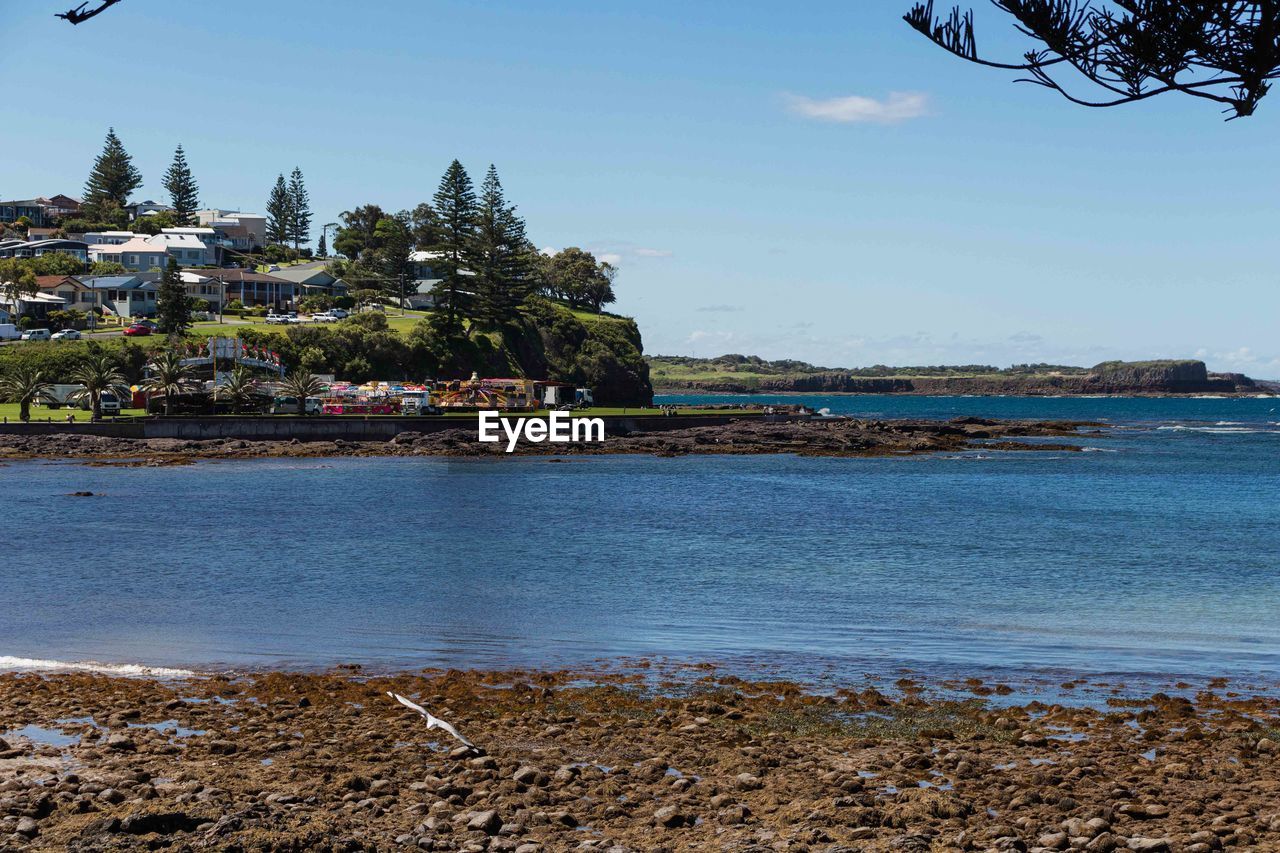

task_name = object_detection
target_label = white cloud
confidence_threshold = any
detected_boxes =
[633,247,673,258]
[598,252,623,266]
[785,91,930,124]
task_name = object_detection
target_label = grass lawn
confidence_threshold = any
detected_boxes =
[0,403,147,423]
[188,310,433,338]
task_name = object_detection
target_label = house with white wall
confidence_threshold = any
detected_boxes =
[149,230,214,266]
[89,237,169,271]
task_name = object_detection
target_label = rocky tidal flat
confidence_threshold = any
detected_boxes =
[0,417,1096,464]
[2,669,1279,851]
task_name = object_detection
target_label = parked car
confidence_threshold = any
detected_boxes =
[51,329,82,341]
[265,312,297,325]
[99,391,122,416]
[311,309,349,323]
[0,324,21,341]
[20,329,51,341]
[123,323,152,337]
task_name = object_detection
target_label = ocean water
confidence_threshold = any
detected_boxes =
[1,395,1278,696]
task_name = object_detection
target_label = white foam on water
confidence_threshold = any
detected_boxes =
[1156,425,1272,434]
[1081,447,1117,453]
[0,655,196,678]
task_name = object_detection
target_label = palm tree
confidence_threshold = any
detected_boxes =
[215,366,261,414]
[68,354,130,421]
[0,366,56,422]
[141,351,198,416]
[278,369,328,415]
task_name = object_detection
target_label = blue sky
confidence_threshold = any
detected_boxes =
[6,0,1278,375]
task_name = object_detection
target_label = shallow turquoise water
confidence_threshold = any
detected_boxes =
[1,395,1278,697]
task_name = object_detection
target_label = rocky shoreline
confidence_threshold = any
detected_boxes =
[2,667,1278,851]
[0,417,1097,464]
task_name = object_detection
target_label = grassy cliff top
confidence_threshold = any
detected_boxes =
[648,354,1099,383]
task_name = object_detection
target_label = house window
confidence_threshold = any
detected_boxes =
[127,255,138,266]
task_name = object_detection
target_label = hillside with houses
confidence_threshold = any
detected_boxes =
[0,131,653,404]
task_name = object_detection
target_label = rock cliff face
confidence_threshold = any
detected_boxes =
[654,360,1256,396]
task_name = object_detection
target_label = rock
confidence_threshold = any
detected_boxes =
[1118,803,1170,819]
[118,812,206,834]
[1127,839,1170,852]
[105,733,135,751]
[15,817,37,838]
[466,810,501,835]
[1038,831,1069,849]
[1019,732,1048,747]
[1085,818,1112,836]
[513,766,542,785]
[1186,830,1219,850]
[207,739,237,755]
[735,772,764,791]
[653,805,689,828]
[1086,833,1121,852]
[849,827,875,840]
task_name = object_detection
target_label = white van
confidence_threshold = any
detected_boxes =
[0,324,20,341]
[21,328,51,341]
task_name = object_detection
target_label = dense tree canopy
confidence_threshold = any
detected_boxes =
[265,174,291,246]
[333,204,387,260]
[288,167,312,250]
[163,144,200,225]
[155,257,191,336]
[427,160,479,334]
[83,128,142,218]
[471,165,534,328]
[542,247,617,312]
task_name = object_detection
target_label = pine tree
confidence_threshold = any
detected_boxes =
[265,174,292,246]
[318,231,327,257]
[83,128,142,218]
[428,160,478,334]
[162,144,200,226]
[374,213,414,303]
[155,257,192,335]
[288,167,312,252]
[472,165,532,328]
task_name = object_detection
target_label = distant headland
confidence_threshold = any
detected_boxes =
[649,356,1274,396]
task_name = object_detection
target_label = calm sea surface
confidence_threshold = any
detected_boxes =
[1,394,1278,696]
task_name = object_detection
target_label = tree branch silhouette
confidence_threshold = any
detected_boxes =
[56,0,123,25]
[904,1,1280,119]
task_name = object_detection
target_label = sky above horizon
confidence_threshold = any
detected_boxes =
[5,1,1278,376]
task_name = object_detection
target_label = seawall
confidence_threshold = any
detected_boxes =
[0,413,773,443]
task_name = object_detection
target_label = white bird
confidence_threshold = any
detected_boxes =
[387,691,478,751]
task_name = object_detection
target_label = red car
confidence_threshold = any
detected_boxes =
[123,323,152,337]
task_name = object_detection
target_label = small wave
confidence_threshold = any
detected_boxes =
[1081,447,1117,453]
[1156,425,1270,434]
[0,655,195,678]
